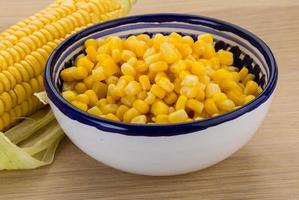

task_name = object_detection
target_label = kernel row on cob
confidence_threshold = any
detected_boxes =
[0,0,134,131]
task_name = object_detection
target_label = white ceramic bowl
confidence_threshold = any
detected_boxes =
[45,14,278,176]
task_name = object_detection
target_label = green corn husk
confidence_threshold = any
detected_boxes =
[0,107,64,170]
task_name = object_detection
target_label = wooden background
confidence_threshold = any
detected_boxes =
[1,0,299,199]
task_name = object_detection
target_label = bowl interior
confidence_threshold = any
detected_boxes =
[45,14,277,136]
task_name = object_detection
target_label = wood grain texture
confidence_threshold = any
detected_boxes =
[0,0,299,199]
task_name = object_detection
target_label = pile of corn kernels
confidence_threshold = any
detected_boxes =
[60,32,262,124]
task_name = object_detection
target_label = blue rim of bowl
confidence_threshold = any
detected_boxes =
[45,13,278,137]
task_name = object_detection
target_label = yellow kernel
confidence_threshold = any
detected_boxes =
[164,92,178,105]
[123,108,139,122]
[84,38,98,48]
[83,75,94,89]
[242,74,255,85]
[133,99,149,114]
[91,67,106,82]
[204,99,219,116]
[135,60,148,73]
[175,95,188,110]
[97,98,108,108]
[87,106,102,117]
[227,90,245,106]
[149,61,168,72]
[244,80,259,95]
[191,61,206,77]
[180,86,198,98]
[84,90,98,107]
[151,101,169,116]
[111,49,122,63]
[77,56,94,72]
[156,77,174,92]
[212,92,227,104]
[104,113,120,121]
[216,50,233,65]
[150,84,166,99]
[196,89,205,101]
[62,90,77,102]
[102,104,118,114]
[124,81,142,96]
[182,35,194,46]
[86,46,97,63]
[169,109,188,123]
[160,42,181,63]
[92,82,107,99]
[239,67,249,81]
[131,115,147,124]
[76,94,90,105]
[170,60,186,74]
[60,67,76,82]
[137,90,147,100]
[144,53,162,65]
[181,74,199,87]
[155,114,169,124]
[205,83,221,98]
[211,68,232,83]
[144,92,156,104]
[121,63,136,76]
[186,99,204,113]
[217,99,235,112]
[71,100,88,111]
[105,75,119,85]
[198,33,213,44]
[121,50,136,62]
[121,95,136,107]
[245,95,256,103]
[75,82,87,93]
[116,105,129,120]
[143,47,156,59]
[127,57,138,67]
[139,75,151,91]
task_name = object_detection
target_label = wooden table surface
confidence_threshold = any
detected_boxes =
[1,0,299,199]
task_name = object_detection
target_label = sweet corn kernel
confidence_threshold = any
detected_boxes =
[135,60,148,73]
[175,95,188,110]
[97,98,108,110]
[160,42,181,63]
[198,33,213,44]
[170,60,186,74]
[139,75,151,91]
[137,91,147,100]
[243,74,255,85]
[196,89,205,101]
[180,86,198,98]
[85,39,97,48]
[91,67,106,82]
[204,99,219,116]
[133,99,149,114]
[191,61,206,77]
[121,50,136,62]
[86,46,97,63]
[123,108,139,122]
[227,90,245,106]
[155,114,169,124]
[151,101,169,116]
[111,49,122,63]
[87,106,102,117]
[102,104,118,114]
[217,50,233,66]
[104,113,120,121]
[121,95,136,107]
[144,92,156,104]
[169,109,188,123]
[186,99,204,113]
[131,115,147,124]
[71,100,88,111]
[150,84,166,99]
[121,63,136,76]
[205,83,221,98]
[212,92,227,104]
[181,74,199,87]
[124,81,142,96]
[164,92,178,105]
[239,67,249,81]
[245,95,255,103]
[84,90,98,107]
[116,105,129,120]
[217,99,235,112]
[244,80,258,95]
[77,56,94,72]
[144,53,162,65]
[83,75,94,89]
[149,61,168,72]
[76,94,90,105]
[156,77,174,92]
[74,82,87,93]
[212,69,232,83]
[62,90,77,102]
[105,76,119,85]
[92,82,107,99]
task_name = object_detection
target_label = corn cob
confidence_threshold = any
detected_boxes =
[0,0,135,131]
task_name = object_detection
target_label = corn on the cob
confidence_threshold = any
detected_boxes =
[0,0,135,131]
